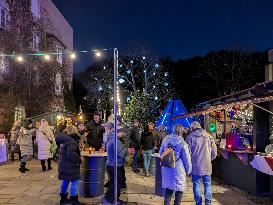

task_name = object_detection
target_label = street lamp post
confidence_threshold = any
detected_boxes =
[113,48,118,205]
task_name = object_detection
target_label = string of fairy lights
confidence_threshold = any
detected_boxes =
[0,49,106,62]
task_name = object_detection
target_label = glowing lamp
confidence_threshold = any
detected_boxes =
[57,115,62,120]
[16,56,23,62]
[44,54,50,60]
[70,53,76,59]
[228,145,232,149]
[95,52,101,57]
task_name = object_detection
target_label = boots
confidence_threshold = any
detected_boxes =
[70,195,84,205]
[47,159,53,170]
[60,193,71,205]
[18,162,29,173]
[41,160,46,172]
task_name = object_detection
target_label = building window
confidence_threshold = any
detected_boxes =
[56,46,63,65]
[32,33,40,51]
[0,6,7,29]
[55,72,62,95]
[31,0,40,19]
[0,54,8,73]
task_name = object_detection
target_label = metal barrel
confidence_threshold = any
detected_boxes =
[149,155,156,176]
[79,155,107,197]
[155,156,165,197]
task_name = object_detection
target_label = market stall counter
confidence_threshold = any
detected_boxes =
[213,148,270,196]
[79,151,107,197]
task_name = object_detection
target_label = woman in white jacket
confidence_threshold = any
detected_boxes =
[36,119,55,171]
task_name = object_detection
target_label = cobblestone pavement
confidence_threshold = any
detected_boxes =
[0,160,264,205]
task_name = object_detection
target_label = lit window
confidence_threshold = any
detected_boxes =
[56,46,63,65]
[0,6,7,29]
[32,33,40,51]
[31,0,40,19]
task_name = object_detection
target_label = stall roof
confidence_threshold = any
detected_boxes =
[174,81,273,119]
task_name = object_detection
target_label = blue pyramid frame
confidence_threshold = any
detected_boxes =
[155,99,193,133]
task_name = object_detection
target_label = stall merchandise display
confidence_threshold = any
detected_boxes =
[0,134,7,163]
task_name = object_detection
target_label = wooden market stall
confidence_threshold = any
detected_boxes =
[174,81,273,199]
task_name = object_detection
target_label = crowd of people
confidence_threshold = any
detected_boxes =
[7,112,217,205]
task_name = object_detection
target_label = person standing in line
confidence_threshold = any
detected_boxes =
[129,119,141,173]
[17,119,36,173]
[101,122,125,204]
[9,121,22,161]
[86,112,104,150]
[36,119,55,171]
[154,124,167,153]
[141,124,155,176]
[56,125,84,205]
[160,124,192,205]
[186,121,217,205]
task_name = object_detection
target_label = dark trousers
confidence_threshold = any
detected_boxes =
[121,166,126,188]
[41,158,52,167]
[132,149,139,170]
[105,165,123,203]
[164,188,183,205]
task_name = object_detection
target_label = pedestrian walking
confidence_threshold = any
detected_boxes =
[186,121,217,205]
[36,119,55,171]
[101,122,125,204]
[17,119,36,173]
[9,121,21,161]
[86,112,104,150]
[56,125,84,205]
[160,124,192,205]
[141,124,155,176]
[129,119,141,173]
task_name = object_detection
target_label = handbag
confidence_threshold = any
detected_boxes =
[160,143,181,168]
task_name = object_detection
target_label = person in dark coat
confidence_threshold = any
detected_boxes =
[86,113,104,150]
[55,125,83,205]
[129,119,141,173]
[141,124,155,176]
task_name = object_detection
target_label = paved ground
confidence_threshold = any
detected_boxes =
[0,160,267,205]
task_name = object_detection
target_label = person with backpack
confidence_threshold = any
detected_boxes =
[186,121,217,205]
[160,124,192,205]
[9,121,22,161]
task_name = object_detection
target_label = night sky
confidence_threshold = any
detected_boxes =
[52,0,273,73]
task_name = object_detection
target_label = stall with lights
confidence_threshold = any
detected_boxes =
[174,81,273,199]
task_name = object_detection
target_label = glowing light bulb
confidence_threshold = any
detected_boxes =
[16,56,23,62]
[70,53,76,60]
[95,52,101,57]
[44,54,50,60]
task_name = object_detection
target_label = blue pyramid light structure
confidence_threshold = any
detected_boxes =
[155,99,193,133]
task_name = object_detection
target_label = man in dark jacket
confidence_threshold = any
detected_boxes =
[129,119,141,173]
[86,113,104,150]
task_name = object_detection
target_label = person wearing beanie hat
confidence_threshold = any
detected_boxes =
[186,121,217,205]
[17,119,36,173]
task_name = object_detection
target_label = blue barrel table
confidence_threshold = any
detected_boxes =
[152,153,165,197]
[79,152,107,197]
[149,154,156,176]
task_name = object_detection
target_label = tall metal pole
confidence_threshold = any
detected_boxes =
[113,48,118,205]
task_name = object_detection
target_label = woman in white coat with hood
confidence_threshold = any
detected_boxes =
[36,119,55,171]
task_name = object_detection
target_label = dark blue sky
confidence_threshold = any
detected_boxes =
[52,0,273,73]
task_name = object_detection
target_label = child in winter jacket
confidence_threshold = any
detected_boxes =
[101,122,126,204]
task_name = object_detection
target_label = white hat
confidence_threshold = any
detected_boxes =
[190,121,201,130]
